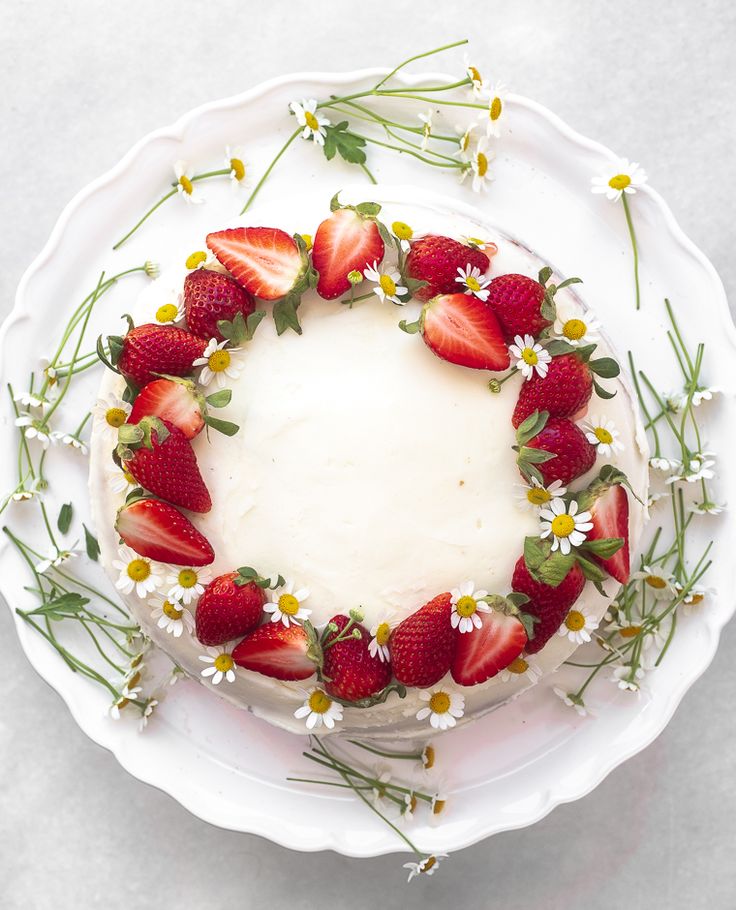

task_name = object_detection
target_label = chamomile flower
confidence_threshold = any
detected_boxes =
[149,594,194,638]
[688,500,725,516]
[294,687,343,730]
[153,296,185,325]
[464,137,494,193]
[166,565,212,606]
[225,145,249,189]
[584,416,625,458]
[39,358,58,385]
[591,158,648,202]
[454,122,477,161]
[539,498,593,555]
[289,99,330,145]
[609,663,644,692]
[193,338,244,389]
[108,680,142,720]
[416,687,465,730]
[14,413,52,448]
[553,686,590,717]
[370,768,393,807]
[557,606,599,644]
[14,389,46,410]
[199,647,237,685]
[10,478,41,503]
[509,334,552,380]
[630,565,677,599]
[553,301,600,346]
[185,251,209,270]
[691,385,720,406]
[264,579,311,627]
[138,699,159,731]
[35,548,78,574]
[454,264,491,301]
[363,261,407,305]
[113,545,164,598]
[106,462,137,496]
[92,394,131,441]
[51,431,88,454]
[403,854,447,882]
[649,455,681,473]
[515,477,568,512]
[464,55,488,97]
[391,220,413,252]
[368,611,397,662]
[418,109,434,149]
[449,581,490,633]
[173,160,204,205]
[682,585,711,616]
[666,454,716,485]
[498,654,542,684]
[482,82,508,137]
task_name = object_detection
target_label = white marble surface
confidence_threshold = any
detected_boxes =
[1,1,734,907]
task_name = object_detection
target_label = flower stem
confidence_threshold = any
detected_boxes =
[621,194,641,310]
[373,38,469,90]
[240,127,302,214]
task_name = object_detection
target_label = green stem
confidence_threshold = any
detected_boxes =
[112,188,177,250]
[621,194,641,311]
[240,127,302,214]
[373,38,469,90]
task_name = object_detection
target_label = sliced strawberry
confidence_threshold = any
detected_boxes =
[232,623,316,681]
[512,557,585,654]
[451,609,527,686]
[195,571,266,646]
[115,498,215,566]
[183,268,256,340]
[102,322,207,389]
[411,293,510,371]
[405,235,491,302]
[128,378,205,439]
[322,614,392,701]
[586,485,630,583]
[206,227,308,300]
[313,206,385,299]
[389,593,455,688]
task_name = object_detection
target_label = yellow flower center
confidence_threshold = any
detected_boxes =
[116,697,130,711]
[422,745,435,769]
[214,654,234,673]
[128,671,141,688]
[619,625,641,638]
[105,407,127,428]
[127,559,151,582]
[508,656,529,674]
[608,173,631,190]
[468,65,482,85]
[156,303,179,323]
[186,251,207,270]
[392,221,413,241]
[308,690,332,714]
[689,593,704,604]
[521,347,538,365]
[476,152,488,177]
[565,609,586,631]
[375,622,391,646]
[304,111,319,131]
[490,96,503,121]
[455,595,478,618]
[465,275,481,292]
[208,349,231,372]
[162,600,183,620]
[278,593,300,615]
[299,233,313,251]
[551,514,575,538]
[379,274,397,296]
[527,487,551,506]
[178,569,198,588]
[594,426,614,445]
[645,574,667,589]
[178,175,194,195]
[123,469,136,484]
[563,318,587,340]
[429,692,451,714]
[421,856,437,873]
[432,799,446,816]
[230,157,246,181]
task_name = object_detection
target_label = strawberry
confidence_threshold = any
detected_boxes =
[451,608,527,686]
[389,593,455,688]
[232,623,317,681]
[312,200,385,299]
[115,497,215,566]
[486,269,582,341]
[584,484,631,583]
[195,571,266,646]
[512,353,593,428]
[517,415,596,486]
[129,378,205,439]
[183,268,256,340]
[402,293,510,371]
[100,320,207,389]
[405,235,490,302]
[512,557,585,654]
[321,614,392,702]
[206,226,309,300]
[117,416,211,513]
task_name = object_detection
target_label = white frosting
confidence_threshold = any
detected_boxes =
[89,186,649,739]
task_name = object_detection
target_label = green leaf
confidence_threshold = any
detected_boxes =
[96,334,120,373]
[204,415,240,437]
[329,682,407,709]
[273,298,302,336]
[592,377,617,400]
[57,502,73,534]
[83,524,100,561]
[556,276,583,291]
[523,536,575,586]
[235,566,283,589]
[544,339,576,358]
[355,201,381,217]
[518,611,540,640]
[538,266,553,285]
[575,553,608,584]
[589,356,621,379]
[329,190,343,211]
[581,536,624,558]
[322,123,367,165]
[205,389,232,408]
[516,410,549,446]
[398,318,422,334]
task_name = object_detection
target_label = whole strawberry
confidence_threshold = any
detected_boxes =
[183,269,256,341]
[486,268,582,342]
[511,557,585,654]
[321,614,392,701]
[405,235,490,302]
[389,593,455,688]
[195,571,266,646]
[118,416,211,513]
[101,320,207,389]
[517,415,596,486]
[512,353,593,428]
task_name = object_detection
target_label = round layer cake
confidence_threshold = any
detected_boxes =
[90,186,649,738]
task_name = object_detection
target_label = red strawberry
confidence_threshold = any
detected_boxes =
[115,498,215,566]
[105,322,207,389]
[485,273,552,341]
[522,417,596,486]
[512,354,593,428]
[586,485,631,583]
[232,623,316,681]
[119,416,211,513]
[389,593,455,688]
[183,269,256,340]
[206,227,309,300]
[512,557,585,654]
[451,608,527,686]
[312,206,385,299]
[195,571,266,646]
[405,235,490,302]
[409,293,510,371]
[129,378,205,439]
[321,614,392,701]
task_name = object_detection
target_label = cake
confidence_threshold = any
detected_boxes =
[89,186,649,738]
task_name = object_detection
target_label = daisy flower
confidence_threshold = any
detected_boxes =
[370,768,393,807]
[14,389,46,410]
[391,220,413,252]
[294,688,343,730]
[691,385,720,406]
[264,579,311,627]
[416,687,465,730]
[149,594,195,638]
[553,301,600,346]
[112,544,164,598]
[498,654,542,684]
[584,416,625,457]
[138,699,159,732]
[688,500,725,516]
[10,478,41,503]
[14,413,52,448]
[92,394,131,441]
[515,477,567,512]
[464,137,494,193]
[610,664,644,692]
[106,462,137,496]
[508,334,552,380]
[454,122,477,161]
[166,565,212,606]
[539,498,593,555]
[199,647,237,685]
[553,686,590,717]
[153,296,185,325]
[193,338,244,389]
[482,82,507,137]
[557,606,599,644]
[417,109,434,149]
[368,611,396,662]
[464,54,487,97]
[454,264,491,301]
[363,261,407,305]
[591,157,648,202]
[682,585,711,616]
[225,145,249,189]
[39,357,58,385]
[403,854,447,882]
[35,548,77,574]
[108,680,142,720]
[289,99,330,145]
[449,581,490,633]
[173,160,204,205]
[630,565,677,599]
[649,455,681,473]
[51,431,88,454]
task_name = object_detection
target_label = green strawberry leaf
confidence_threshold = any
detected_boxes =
[523,536,575,586]
[592,378,617,400]
[518,611,540,639]
[575,553,609,584]
[203,415,240,437]
[83,523,100,561]
[580,537,624,558]
[205,389,232,408]
[57,502,73,535]
[329,682,407,709]
[218,310,266,345]
[97,334,122,373]
[515,410,549,446]
[589,356,620,379]
[398,318,422,334]
[273,297,303,336]
[355,201,382,217]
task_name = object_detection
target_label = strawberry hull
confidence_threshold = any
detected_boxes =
[195,572,266,646]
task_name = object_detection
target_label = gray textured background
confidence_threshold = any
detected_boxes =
[1,1,735,907]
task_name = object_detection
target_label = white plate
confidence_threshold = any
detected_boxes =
[1,69,734,856]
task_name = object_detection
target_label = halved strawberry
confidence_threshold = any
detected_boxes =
[206,227,308,300]
[115,498,215,566]
[585,484,630,583]
[312,201,385,299]
[389,593,455,688]
[322,614,392,701]
[128,378,205,439]
[405,235,491,302]
[451,608,527,686]
[232,623,317,681]
[195,571,266,646]
[403,293,510,371]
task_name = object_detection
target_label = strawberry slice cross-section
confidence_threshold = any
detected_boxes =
[115,498,215,566]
